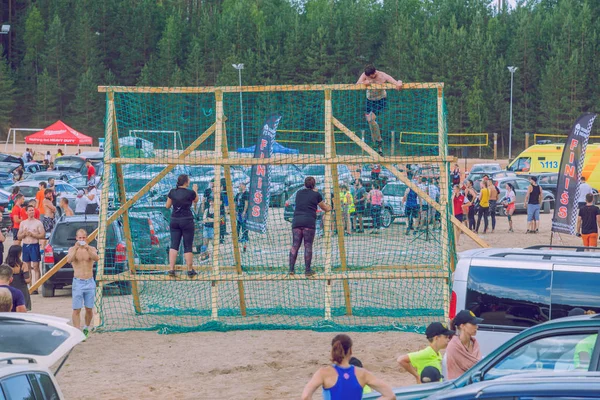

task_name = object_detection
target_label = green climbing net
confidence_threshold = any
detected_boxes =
[95,83,454,334]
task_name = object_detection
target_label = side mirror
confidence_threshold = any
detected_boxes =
[470,370,483,383]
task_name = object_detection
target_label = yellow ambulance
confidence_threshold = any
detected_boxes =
[507,143,600,189]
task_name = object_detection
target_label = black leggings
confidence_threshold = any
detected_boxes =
[476,206,489,233]
[468,206,476,230]
[289,227,316,273]
[170,217,195,253]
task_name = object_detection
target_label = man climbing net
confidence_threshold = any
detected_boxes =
[356,65,403,154]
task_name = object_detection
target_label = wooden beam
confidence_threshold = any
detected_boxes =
[98,83,444,94]
[221,118,247,317]
[110,94,142,313]
[325,89,352,317]
[106,155,456,166]
[210,90,224,321]
[101,123,216,229]
[322,90,334,321]
[102,270,448,282]
[28,229,99,294]
[332,117,490,249]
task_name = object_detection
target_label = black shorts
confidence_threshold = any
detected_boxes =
[12,228,18,241]
[365,98,387,115]
[455,214,464,222]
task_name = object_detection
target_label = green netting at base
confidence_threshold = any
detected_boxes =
[95,83,455,333]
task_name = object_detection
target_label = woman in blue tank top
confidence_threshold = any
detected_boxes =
[301,334,395,400]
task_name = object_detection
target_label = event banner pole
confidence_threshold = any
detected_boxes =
[551,113,598,235]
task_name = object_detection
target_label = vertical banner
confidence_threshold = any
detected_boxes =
[552,113,597,235]
[246,114,283,233]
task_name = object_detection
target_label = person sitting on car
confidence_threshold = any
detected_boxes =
[445,310,483,379]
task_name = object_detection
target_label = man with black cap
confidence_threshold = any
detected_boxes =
[397,321,453,384]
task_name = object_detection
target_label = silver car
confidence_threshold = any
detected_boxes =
[494,177,555,215]
[381,181,407,221]
[9,180,79,215]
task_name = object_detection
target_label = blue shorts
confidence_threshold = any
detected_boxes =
[22,243,41,262]
[72,278,95,309]
[203,226,214,239]
[527,204,540,222]
[365,97,387,115]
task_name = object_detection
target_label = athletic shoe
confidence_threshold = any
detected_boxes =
[83,327,89,340]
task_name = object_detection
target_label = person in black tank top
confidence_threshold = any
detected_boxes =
[166,174,199,277]
[525,176,542,233]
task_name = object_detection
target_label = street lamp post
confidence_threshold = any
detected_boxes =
[232,63,245,148]
[507,66,518,159]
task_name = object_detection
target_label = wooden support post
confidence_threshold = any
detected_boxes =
[211,90,224,321]
[525,132,529,150]
[437,87,451,279]
[391,131,395,156]
[109,93,142,314]
[221,118,248,317]
[332,117,490,249]
[326,92,352,316]
[323,89,334,321]
[493,133,498,160]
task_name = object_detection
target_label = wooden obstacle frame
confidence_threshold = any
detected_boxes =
[30,83,490,327]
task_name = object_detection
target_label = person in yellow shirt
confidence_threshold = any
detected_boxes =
[339,184,355,236]
[397,322,454,384]
[475,180,490,234]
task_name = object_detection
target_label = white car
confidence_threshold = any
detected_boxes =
[0,313,85,400]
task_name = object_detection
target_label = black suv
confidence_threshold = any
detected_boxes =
[41,215,131,297]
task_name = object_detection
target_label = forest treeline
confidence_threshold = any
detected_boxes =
[0,0,598,156]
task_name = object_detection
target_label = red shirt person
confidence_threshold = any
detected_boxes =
[86,160,96,182]
[10,194,25,244]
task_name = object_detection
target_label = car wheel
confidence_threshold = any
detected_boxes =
[381,208,392,228]
[41,282,55,298]
[542,198,551,213]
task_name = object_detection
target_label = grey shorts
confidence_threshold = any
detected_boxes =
[527,204,540,222]
[72,278,95,309]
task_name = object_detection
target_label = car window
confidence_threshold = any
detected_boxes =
[539,175,551,184]
[17,186,38,197]
[509,157,531,172]
[466,266,551,328]
[1,374,35,400]
[484,333,598,380]
[56,183,77,195]
[36,374,59,400]
[516,180,531,190]
[52,221,102,247]
[550,270,600,319]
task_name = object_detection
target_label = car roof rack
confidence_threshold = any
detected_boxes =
[0,357,37,365]
[526,245,600,253]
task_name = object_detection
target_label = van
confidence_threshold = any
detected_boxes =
[452,245,600,356]
[507,143,600,189]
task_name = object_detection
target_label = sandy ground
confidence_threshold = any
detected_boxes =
[23,212,580,400]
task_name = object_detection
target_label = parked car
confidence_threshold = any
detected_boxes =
[9,180,79,215]
[54,155,104,177]
[302,164,353,186]
[381,181,407,221]
[452,245,600,356]
[23,161,44,175]
[283,186,395,228]
[494,176,555,215]
[0,188,12,231]
[469,170,517,191]
[364,314,600,399]
[0,162,24,188]
[469,163,502,175]
[427,372,600,400]
[268,165,305,207]
[356,165,397,191]
[0,152,24,166]
[0,313,85,400]
[518,172,596,202]
[25,170,79,183]
[41,215,132,297]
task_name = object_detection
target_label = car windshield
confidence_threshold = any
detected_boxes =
[0,317,69,356]
[52,221,99,247]
[303,165,324,176]
[0,164,16,173]
[16,186,38,197]
[55,158,84,169]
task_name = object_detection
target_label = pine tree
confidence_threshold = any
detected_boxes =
[33,69,59,127]
[0,52,15,131]
[43,14,68,116]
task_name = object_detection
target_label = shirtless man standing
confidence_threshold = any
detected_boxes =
[17,204,45,289]
[41,189,56,250]
[356,65,403,154]
[66,229,99,337]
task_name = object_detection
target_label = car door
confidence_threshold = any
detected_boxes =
[514,179,531,211]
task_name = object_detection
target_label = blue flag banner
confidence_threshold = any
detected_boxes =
[246,114,283,233]
[552,113,597,235]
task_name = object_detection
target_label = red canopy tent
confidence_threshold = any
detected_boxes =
[25,120,93,145]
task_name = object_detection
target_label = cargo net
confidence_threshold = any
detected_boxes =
[95,83,454,333]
